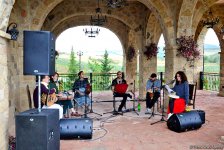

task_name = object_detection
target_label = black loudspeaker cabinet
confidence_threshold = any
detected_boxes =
[167,111,202,132]
[23,30,55,75]
[16,109,60,150]
[192,110,205,124]
[60,118,93,139]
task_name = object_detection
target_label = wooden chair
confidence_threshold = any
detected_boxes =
[26,85,32,109]
[188,82,197,109]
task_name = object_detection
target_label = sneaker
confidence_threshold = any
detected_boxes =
[167,113,173,120]
[145,108,151,114]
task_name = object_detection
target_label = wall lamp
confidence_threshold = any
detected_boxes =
[6,23,19,40]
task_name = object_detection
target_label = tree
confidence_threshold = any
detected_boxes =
[68,46,78,74]
[67,46,79,89]
[99,50,113,90]
[100,50,113,73]
[88,57,101,72]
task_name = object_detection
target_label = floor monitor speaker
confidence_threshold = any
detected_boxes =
[60,118,93,139]
[167,111,202,132]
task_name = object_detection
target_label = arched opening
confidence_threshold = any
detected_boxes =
[203,28,220,73]
[56,26,123,73]
[157,34,165,72]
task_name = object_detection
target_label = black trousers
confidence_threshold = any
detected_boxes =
[146,92,160,109]
[168,98,175,113]
[114,92,131,111]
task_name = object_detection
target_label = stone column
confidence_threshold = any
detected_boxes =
[125,50,137,84]
[135,31,145,99]
[0,34,10,150]
[218,42,224,96]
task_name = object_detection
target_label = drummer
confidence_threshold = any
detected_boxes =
[145,73,161,114]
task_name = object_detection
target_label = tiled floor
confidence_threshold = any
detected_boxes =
[60,90,224,150]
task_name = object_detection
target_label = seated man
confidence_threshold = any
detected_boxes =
[111,71,132,112]
[145,73,161,114]
[33,75,63,119]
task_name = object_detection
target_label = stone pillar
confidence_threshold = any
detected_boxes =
[0,34,10,150]
[125,50,137,84]
[135,31,144,99]
[218,43,224,96]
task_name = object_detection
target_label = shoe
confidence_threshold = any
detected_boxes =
[63,115,69,118]
[167,113,173,120]
[145,108,151,114]
[127,94,132,99]
[71,112,81,117]
[118,107,122,112]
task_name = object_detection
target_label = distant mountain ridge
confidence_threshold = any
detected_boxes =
[204,44,220,51]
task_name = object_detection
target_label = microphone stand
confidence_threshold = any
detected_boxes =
[86,73,102,116]
[148,83,162,119]
[123,80,139,116]
[151,85,167,125]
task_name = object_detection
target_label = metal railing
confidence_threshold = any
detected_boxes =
[57,72,164,91]
[199,72,220,91]
[58,73,117,91]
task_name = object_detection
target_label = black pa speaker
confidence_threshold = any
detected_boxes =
[192,110,205,124]
[167,111,202,132]
[16,109,60,150]
[23,30,55,75]
[60,118,93,139]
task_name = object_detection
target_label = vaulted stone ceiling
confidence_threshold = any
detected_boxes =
[42,0,151,37]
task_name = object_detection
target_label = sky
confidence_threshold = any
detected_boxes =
[56,26,220,57]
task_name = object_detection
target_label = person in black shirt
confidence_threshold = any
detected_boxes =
[111,71,132,112]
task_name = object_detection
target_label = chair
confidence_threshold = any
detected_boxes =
[26,85,32,109]
[188,82,197,109]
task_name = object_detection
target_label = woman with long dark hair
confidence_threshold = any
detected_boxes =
[49,72,78,117]
[168,71,189,119]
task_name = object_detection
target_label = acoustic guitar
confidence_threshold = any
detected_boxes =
[85,84,91,95]
[41,93,57,107]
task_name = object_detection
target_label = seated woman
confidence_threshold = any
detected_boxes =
[72,71,91,112]
[167,71,189,119]
[49,72,79,118]
[33,75,63,119]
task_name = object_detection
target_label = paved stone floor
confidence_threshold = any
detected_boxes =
[60,90,224,150]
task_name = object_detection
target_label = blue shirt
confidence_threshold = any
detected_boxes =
[146,79,161,93]
[172,81,189,104]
